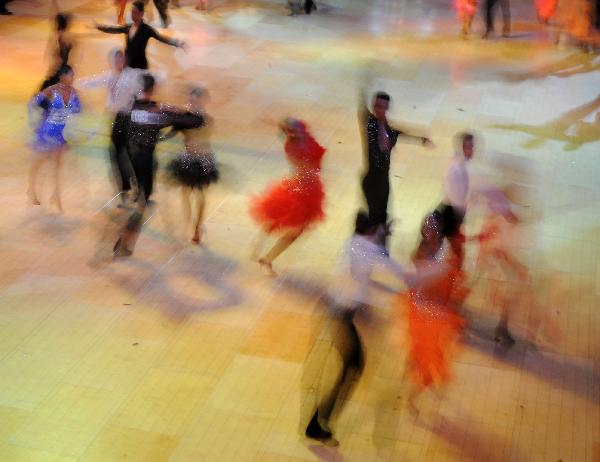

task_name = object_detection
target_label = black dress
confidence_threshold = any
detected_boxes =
[167,115,219,189]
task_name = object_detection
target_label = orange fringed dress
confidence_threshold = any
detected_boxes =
[399,259,467,388]
[250,133,325,233]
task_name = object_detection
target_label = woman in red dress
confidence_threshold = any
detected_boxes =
[454,0,478,36]
[250,118,326,275]
[534,0,558,24]
[397,211,467,415]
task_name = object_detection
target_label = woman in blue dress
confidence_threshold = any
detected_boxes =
[29,64,81,212]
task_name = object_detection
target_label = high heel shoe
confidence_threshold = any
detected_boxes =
[27,189,41,206]
[191,230,201,245]
[258,258,277,277]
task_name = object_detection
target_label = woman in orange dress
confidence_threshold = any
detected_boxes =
[556,0,593,47]
[454,0,478,36]
[399,211,467,415]
[250,118,326,275]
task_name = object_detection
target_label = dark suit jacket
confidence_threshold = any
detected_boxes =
[98,22,179,69]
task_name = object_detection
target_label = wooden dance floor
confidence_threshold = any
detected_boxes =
[0,0,599,460]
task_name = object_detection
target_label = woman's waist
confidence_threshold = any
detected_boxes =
[291,167,320,177]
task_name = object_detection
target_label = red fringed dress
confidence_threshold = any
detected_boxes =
[454,0,478,22]
[534,0,558,22]
[250,133,325,233]
[398,256,467,388]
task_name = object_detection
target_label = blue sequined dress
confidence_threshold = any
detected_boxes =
[30,89,81,152]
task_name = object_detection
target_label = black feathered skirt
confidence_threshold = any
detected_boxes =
[167,152,219,189]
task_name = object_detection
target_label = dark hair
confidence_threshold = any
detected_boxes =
[374,92,391,102]
[354,211,376,236]
[141,73,155,93]
[458,132,474,144]
[57,64,74,77]
[132,1,145,12]
[55,13,71,31]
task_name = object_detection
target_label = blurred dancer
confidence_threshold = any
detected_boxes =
[557,0,593,49]
[114,74,204,256]
[397,211,467,415]
[141,0,170,28]
[28,65,81,212]
[97,1,185,70]
[534,0,558,24]
[302,211,413,443]
[40,3,75,91]
[163,86,218,244]
[305,0,316,14]
[358,85,431,249]
[77,49,145,205]
[0,0,12,15]
[474,188,525,345]
[437,132,474,268]
[113,77,203,254]
[195,0,210,11]
[455,0,478,36]
[482,0,510,38]
[250,119,325,275]
[116,0,128,24]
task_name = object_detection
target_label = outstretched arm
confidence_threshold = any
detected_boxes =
[150,26,185,49]
[97,24,128,34]
[389,121,432,146]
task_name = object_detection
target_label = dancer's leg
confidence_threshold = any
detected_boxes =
[117,0,127,24]
[259,228,303,271]
[191,188,206,244]
[500,0,511,35]
[51,148,64,213]
[28,155,44,205]
[180,185,192,223]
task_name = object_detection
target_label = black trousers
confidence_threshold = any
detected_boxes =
[130,144,155,203]
[438,203,466,263]
[438,203,465,238]
[110,113,133,193]
[362,172,389,226]
[305,0,316,14]
[144,0,170,25]
[304,306,364,430]
[484,0,510,33]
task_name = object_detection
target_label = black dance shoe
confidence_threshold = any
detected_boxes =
[305,412,334,442]
[494,326,516,346]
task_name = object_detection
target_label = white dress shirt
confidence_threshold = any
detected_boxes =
[443,153,470,212]
[76,67,145,114]
[326,234,406,308]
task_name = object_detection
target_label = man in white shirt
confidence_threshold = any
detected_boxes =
[77,49,145,203]
[303,211,412,444]
[438,132,474,266]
